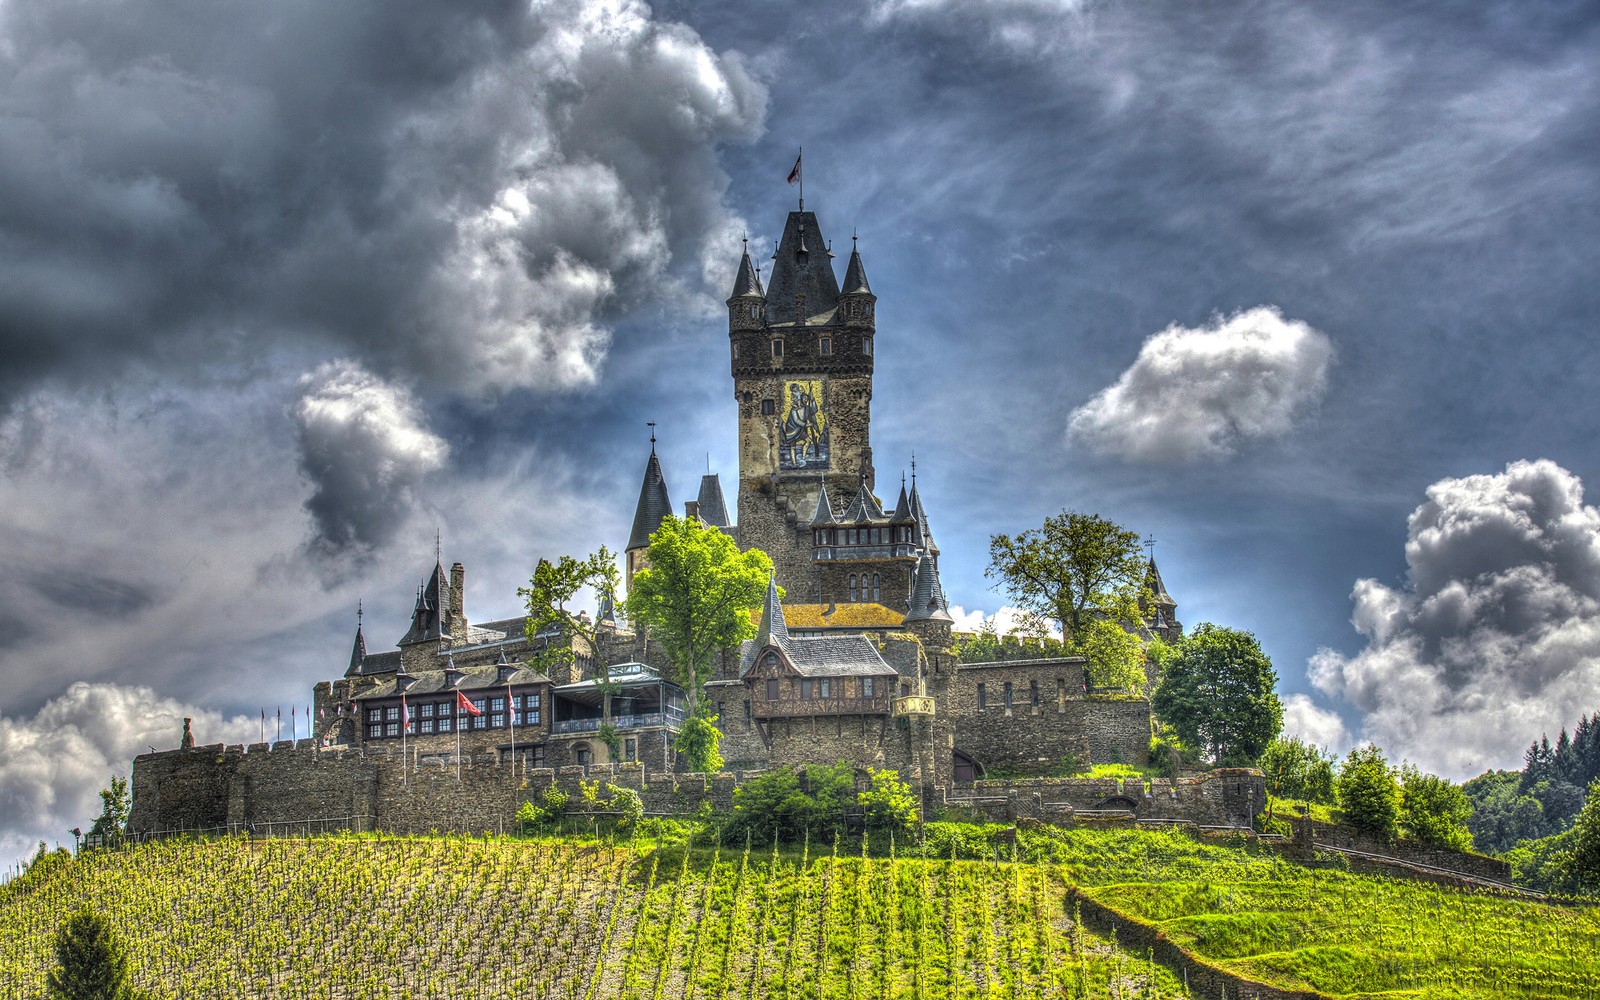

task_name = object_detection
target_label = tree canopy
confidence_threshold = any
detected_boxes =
[985,510,1145,642]
[1337,744,1402,842]
[1259,736,1336,805]
[1149,624,1282,766]
[1399,764,1474,851]
[48,908,144,1000]
[624,514,772,711]
[87,775,130,850]
[520,547,623,743]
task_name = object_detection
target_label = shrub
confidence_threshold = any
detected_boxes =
[516,785,570,834]
[674,705,724,774]
[1259,737,1337,804]
[724,762,854,844]
[604,784,644,833]
[859,769,918,835]
[1398,765,1473,851]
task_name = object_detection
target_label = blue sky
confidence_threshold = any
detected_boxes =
[2,0,1598,861]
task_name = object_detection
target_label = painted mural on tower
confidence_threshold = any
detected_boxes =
[778,378,829,469]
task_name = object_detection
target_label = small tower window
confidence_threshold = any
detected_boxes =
[820,337,833,356]
[871,574,881,602]
[771,339,783,358]
[762,399,776,416]
[848,574,858,601]
[732,342,739,359]
[862,336,872,356]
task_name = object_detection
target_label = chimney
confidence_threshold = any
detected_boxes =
[684,500,701,522]
[450,562,466,635]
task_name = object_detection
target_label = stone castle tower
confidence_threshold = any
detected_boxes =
[725,212,928,610]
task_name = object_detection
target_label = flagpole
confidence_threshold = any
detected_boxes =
[508,679,516,779]
[798,146,803,211]
[455,691,462,782]
[401,694,407,788]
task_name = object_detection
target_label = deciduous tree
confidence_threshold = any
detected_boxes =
[520,547,622,730]
[1399,765,1474,851]
[1337,744,1401,842]
[1259,737,1336,805]
[986,511,1145,642]
[625,515,771,773]
[87,776,130,850]
[1150,624,1282,766]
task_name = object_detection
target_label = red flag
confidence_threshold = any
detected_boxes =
[402,694,412,732]
[457,690,483,717]
[786,153,801,185]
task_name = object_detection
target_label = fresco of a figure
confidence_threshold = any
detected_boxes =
[779,379,829,469]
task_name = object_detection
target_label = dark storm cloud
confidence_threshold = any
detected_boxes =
[33,574,157,619]
[0,0,767,404]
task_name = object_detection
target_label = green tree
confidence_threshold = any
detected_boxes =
[1259,737,1337,805]
[674,703,725,774]
[1399,765,1474,850]
[858,768,919,835]
[520,548,623,729]
[48,907,144,1000]
[724,762,853,844]
[87,775,130,850]
[1337,744,1401,842]
[1150,624,1283,766]
[986,510,1145,642]
[624,514,772,712]
[1556,778,1600,892]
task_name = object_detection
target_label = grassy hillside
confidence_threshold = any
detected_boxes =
[2,827,1597,999]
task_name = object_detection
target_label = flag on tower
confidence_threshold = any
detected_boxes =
[787,152,801,185]
[401,694,412,733]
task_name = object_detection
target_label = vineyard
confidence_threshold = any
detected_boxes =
[2,827,1598,999]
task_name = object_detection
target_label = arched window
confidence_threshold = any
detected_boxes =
[871,574,881,602]
[848,575,858,601]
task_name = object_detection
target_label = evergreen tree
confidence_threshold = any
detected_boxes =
[1554,729,1575,784]
[1558,779,1600,893]
[1521,736,1555,793]
[48,907,144,1000]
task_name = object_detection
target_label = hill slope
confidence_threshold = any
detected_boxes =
[2,828,1597,999]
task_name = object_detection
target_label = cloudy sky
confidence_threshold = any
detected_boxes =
[2,0,1598,864]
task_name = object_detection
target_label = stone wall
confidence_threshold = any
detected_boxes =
[945,769,1267,829]
[948,659,1150,772]
[1295,818,1512,883]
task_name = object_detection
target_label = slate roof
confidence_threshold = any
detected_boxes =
[810,481,838,525]
[843,477,886,522]
[1145,558,1176,607]
[398,561,449,646]
[628,448,672,551]
[728,248,765,299]
[354,650,402,676]
[904,550,953,623]
[841,245,872,296]
[696,473,731,528]
[741,579,895,678]
[345,624,368,677]
[765,211,840,327]
[889,484,913,523]
[747,603,905,629]
[353,662,551,701]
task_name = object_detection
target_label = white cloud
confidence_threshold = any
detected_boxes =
[948,605,1063,640]
[1310,459,1600,779]
[293,360,448,564]
[1281,693,1353,756]
[0,683,257,868]
[1067,306,1334,462]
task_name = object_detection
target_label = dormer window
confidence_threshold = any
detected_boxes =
[820,337,833,357]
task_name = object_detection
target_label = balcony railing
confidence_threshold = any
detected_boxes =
[552,709,685,735]
[753,695,893,719]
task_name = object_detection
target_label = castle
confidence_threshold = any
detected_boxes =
[128,202,1255,838]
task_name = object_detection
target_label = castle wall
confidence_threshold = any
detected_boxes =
[948,769,1267,829]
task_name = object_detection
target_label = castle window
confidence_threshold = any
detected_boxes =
[420,719,434,734]
[762,399,776,415]
[901,681,910,697]
[819,679,831,698]
[848,574,858,601]
[420,703,434,718]
[766,679,779,700]
[977,683,987,710]
[386,706,400,721]
[575,744,591,767]
[862,677,874,698]
[491,696,505,713]
[862,336,872,356]
[820,337,833,356]
[732,342,739,359]
[385,722,398,737]
[1030,680,1039,707]
[771,339,783,358]
[871,574,881,601]
[437,716,452,733]
[744,700,752,724]
[368,724,382,739]
[1003,682,1013,708]
[801,679,813,700]
[625,738,637,762]
[715,702,725,730]
[529,745,545,768]
[490,711,505,728]
[1057,679,1066,709]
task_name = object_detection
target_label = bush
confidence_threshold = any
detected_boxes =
[516,785,570,834]
[674,706,724,774]
[724,762,854,844]
[858,769,918,835]
[1259,737,1336,804]
[604,784,644,833]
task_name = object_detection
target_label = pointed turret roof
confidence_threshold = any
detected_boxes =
[890,482,913,523]
[399,560,450,645]
[597,588,618,625]
[728,246,765,300]
[344,622,367,678]
[909,481,937,553]
[696,473,731,528]
[841,243,872,296]
[627,446,673,551]
[843,474,885,522]
[810,480,838,525]
[754,577,789,650]
[904,550,953,623]
[1144,558,1175,608]
[765,211,840,327]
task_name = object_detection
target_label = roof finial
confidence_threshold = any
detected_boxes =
[357,600,363,627]
[910,452,917,487]
[1144,535,1157,561]
[648,420,657,453]
[852,228,858,248]
[434,529,441,564]
[706,452,711,473]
